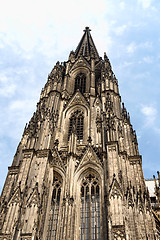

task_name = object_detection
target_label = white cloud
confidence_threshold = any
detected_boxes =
[141,105,157,127]
[116,61,133,72]
[120,2,125,10]
[0,84,16,97]
[142,42,153,49]
[0,0,108,55]
[9,100,35,111]
[138,0,153,9]
[126,41,152,54]
[134,71,149,79]
[143,56,153,63]
[141,106,157,118]
[0,74,8,83]
[0,73,17,97]
[154,127,160,134]
[115,25,127,35]
[127,42,137,53]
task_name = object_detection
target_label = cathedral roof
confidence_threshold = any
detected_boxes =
[75,27,100,62]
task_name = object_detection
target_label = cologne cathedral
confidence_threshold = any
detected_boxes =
[0,27,158,240]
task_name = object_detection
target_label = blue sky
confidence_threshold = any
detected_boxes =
[0,0,160,193]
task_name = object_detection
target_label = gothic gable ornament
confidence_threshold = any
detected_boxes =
[64,90,89,114]
[109,175,123,198]
[93,96,102,108]
[70,56,91,72]
[26,185,40,207]
[8,187,21,205]
[127,190,134,208]
[76,146,102,172]
[50,148,66,171]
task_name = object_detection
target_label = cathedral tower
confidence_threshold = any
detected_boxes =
[0,27,158,240]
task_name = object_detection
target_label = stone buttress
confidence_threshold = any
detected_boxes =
[0,27,158,240]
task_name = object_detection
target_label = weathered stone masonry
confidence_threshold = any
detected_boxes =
[0,27,158,240]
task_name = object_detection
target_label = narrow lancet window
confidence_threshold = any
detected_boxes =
[68,110,84,141]
[47,174,62,240]
[74,73,86,94]
[80,174,101,240]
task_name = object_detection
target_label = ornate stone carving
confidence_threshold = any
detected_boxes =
[36,149,50,158]
[49,110,59,133]
[49,61,65,83]
[96,115,102,133]
[109,175,122,199]
[0,28,157,240]
[112,225,126,240]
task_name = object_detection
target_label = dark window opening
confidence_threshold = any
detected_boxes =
[74,73,86,94]
[95,70,101,96]
[68,110,84,141]
[150,196,157,204]
[80,174,100,240]
[47,175,62,240]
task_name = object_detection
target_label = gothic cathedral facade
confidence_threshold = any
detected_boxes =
[0,27,158,240]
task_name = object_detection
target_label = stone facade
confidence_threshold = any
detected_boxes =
[0,27,158,239]
[146,172,160,237]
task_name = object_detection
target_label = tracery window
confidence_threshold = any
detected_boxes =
[74,73,86,94]
[68,110,84,141]
[47,174,62,240]
[80,174,101,240]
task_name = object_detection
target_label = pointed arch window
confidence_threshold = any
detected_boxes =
[68,110,84,141]
[47,173,62,240]
[74,73,86,94]
[81,174,101,240]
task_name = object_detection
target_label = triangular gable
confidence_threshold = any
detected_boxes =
[27,186,40,207]
[128,190,134,208]
[61,90,70,100]
[51,149,65,170]
[9,187,21,204]
[70,56,91,72]
[109,176,122,198]
[95,59,103,70]
[64,90,89,115]
[93,96,102,108]
[76,146,102,171]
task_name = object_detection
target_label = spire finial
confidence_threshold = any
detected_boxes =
[84,26,91,32]
[75,27,99,61]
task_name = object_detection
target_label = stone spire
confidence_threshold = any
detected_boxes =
[75,27,100,61]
